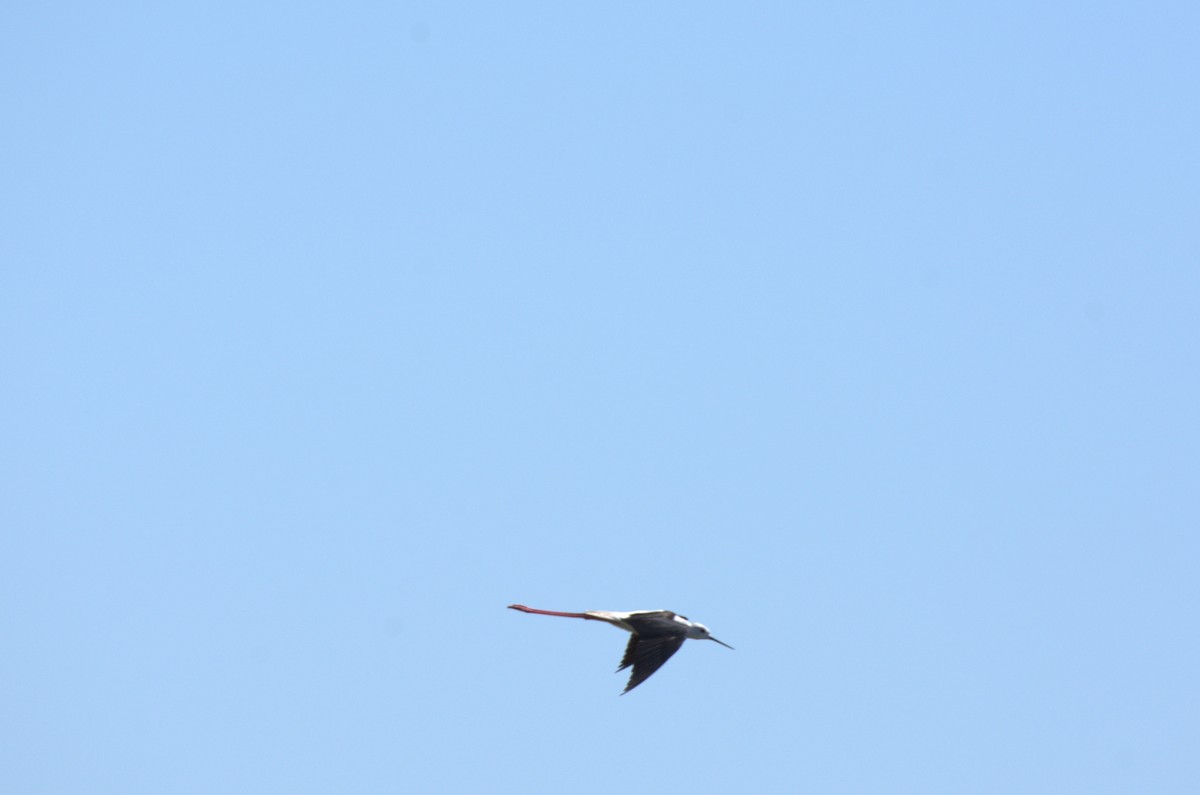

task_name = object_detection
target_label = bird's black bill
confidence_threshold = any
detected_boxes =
[710,637,734,650]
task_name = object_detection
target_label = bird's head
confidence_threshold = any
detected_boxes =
[687,622,734,649]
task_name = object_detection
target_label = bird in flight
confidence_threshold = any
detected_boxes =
[507,603,733,694]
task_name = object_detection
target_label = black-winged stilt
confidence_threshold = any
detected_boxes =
[507,604,733,694]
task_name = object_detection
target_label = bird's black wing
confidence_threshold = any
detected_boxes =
[616,612,678,672]
[616,632,687,694]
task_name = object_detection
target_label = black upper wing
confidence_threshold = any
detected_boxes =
[616,632,687,694]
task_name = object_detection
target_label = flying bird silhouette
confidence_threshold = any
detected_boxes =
[508,604,733,694]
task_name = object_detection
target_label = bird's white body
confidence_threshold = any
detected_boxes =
[585,610,713,640]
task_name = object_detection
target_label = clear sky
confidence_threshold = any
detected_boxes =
[2,3,1198,793]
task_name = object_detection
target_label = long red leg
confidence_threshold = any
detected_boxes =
[508,604,593,619]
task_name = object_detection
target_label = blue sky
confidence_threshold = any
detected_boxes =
[2,2,1198,793]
